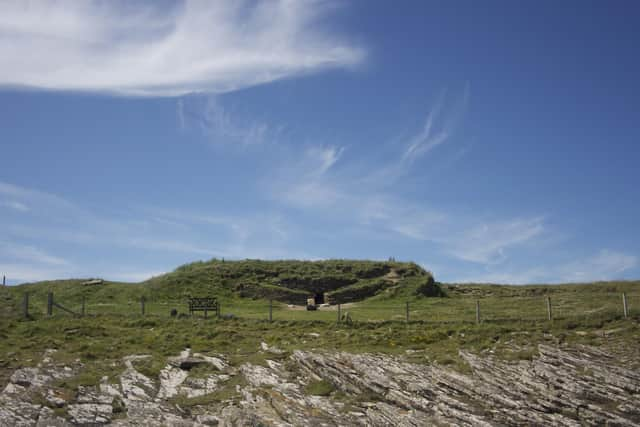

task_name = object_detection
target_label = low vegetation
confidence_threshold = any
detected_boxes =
[0,258,638,396]
[305,379,335,396]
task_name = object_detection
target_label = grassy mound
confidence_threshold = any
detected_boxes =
[143,259,432,304]
[5,259,637,324]
[4,259,436,311]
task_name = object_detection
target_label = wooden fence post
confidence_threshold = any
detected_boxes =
[546,296,552,321]
[47,292,53,316]
[622,293,628,319]
[81,296,86,317]
[23,292,29,318]
[405,301,410,323]
[140,296,146,316]
[476,300,481,324]
[337,304,341,324]
[269,299,273,322]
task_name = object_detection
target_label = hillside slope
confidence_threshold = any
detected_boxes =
[4,259,435,310]
[143,259,432,304]
[5,260,638,323]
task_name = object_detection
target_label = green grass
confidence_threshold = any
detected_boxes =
[305,379,335,396]
[1,259,639,396]
[1,307,639,397]
[2,283,639,324]
[3,258,637,324]
[1,259,433,318]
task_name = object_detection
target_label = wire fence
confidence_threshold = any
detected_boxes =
[4,289,639,325]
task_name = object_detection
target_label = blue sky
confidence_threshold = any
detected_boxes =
[1,0,639,284]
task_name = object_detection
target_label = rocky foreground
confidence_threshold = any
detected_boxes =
[1,342,639,426]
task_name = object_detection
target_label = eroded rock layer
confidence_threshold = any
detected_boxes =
[1,344,639,426]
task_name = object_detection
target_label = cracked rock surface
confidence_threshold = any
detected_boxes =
[1,344,639,426]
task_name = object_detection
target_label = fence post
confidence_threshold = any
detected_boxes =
[47,292,53,316]
[476,300,481,324]
[269,299,273,322]
[622,293,628,319]
[2,275,5,286]
[546,296,552,321]
[23,292,29,318]
[140,296,146,316]
[405,301,410,323]
[337,304,341,324]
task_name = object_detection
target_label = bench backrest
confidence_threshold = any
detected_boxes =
[189,297,218,310]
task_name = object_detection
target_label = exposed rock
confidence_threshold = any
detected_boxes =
[67,401,112,425]
[10,368,48,388]
[1,344,639,426]
[260,342,285,355]
[45,390,66,408]
[0,349,77,427]
[193,353,229,372]
[158,365,190,399]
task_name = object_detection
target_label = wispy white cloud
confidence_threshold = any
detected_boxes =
[0,180,304,284]
[270,85,470,211]
[451,249,638,284]
[0,0,365,97]
[0,200,29,212]
[272,144,347,208]
[0,263,71,284]
[0,239,73,283]
[143,207,293,258]
[106,270,166,283]
[0,242,69,266]
[178,96,273,145]
[0,181,73,210]
[443,217,545,264]
[403,92,448,162]
[122,237,223,258]
[262,85,551,269]
[311,145,345,176]
[558,249,638,282]
[403,83,469,164]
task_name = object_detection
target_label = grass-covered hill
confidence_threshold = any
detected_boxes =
[1,259,638,323]
[1,261,639,426]
[1,259,438,317]
[145,259,434,304]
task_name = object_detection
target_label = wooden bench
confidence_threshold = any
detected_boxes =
[188,297,218,318]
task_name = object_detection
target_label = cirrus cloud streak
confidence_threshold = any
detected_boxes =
[0,0,365,97]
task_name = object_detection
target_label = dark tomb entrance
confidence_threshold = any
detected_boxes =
[314,293,325,305]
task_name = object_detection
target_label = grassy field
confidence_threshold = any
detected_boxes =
[1,260,639,395]
[1,305,638,390]
[2,277,638,324]
[1,259,638,323]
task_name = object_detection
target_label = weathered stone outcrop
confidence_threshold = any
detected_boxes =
[233,282,309,304]
[278,275,358,292]
[325,279,394,304]
[1,344,639,426]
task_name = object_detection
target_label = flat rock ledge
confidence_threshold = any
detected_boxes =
[0,344,638,426]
